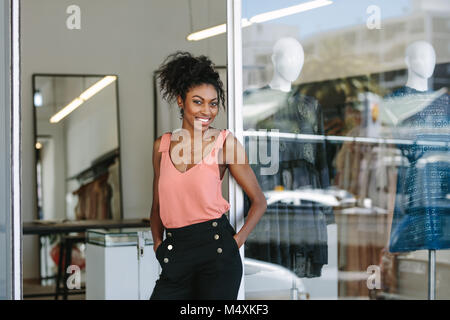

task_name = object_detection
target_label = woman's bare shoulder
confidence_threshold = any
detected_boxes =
[153,133,168,153]
[223,129,238,146]
[154,135,162,150]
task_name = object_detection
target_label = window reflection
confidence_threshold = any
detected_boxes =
[242,0,449,300]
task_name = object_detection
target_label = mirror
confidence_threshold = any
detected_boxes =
[33,74,122,222]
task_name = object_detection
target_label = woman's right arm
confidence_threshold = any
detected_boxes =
[150,136,164,253]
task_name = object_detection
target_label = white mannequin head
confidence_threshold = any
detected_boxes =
[269,37,304,92]
[405,41,436,91]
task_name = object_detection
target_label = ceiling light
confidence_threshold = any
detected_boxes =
[186,0,332,41]
[187,23,226,41]
[249,0,333,24]
[49,76,117,124]
[50,98,83,123]
[80,76,117,100]
[187,18,252,41]
[34,90,43,107]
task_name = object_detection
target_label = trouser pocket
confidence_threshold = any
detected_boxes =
[155,243,164,266]
[155,238,171,266]
[224,223,239,253]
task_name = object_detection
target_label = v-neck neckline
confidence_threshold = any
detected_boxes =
[167,130,220,176]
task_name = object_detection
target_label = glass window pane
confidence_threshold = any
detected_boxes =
[241,0,449,300]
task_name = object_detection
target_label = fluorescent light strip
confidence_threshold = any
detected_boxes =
[49,75,117,123]
[187,18,252,41]
[187,0,333,41]
[50,98,83,123]
[249,0,333,24]
[80,76,116,100]
[187,23,226,41]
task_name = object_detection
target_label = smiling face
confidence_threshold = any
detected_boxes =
[177,83,219,132]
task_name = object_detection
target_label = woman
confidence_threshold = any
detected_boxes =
[149,52,267,300]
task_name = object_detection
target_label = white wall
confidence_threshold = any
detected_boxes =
[22,0,227,279]
[36,122,66,221]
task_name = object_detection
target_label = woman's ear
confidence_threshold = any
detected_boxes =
[177,96,183,107]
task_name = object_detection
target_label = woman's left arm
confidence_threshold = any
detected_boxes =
[223,133,267,248]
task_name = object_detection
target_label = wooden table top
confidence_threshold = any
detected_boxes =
[23,218,150,235]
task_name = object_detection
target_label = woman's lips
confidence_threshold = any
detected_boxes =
[195,117,211,125]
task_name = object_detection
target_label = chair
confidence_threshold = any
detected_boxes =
[55,233,86,300]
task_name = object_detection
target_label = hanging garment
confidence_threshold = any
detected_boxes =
[384,86,449,139]
[389,135,450,251]
[333,124,396,297]
[73,172,112,220]
[107,160,122,220]
[387,87,450,252]
[243,85,333,278]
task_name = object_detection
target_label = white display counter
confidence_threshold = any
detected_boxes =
[85,228,159,300]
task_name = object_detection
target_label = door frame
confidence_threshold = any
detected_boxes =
[11,0,22,300]
[1,0,21,300]
[226,0,245,300]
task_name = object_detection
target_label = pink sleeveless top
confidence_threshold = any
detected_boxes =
[158,129,231,228]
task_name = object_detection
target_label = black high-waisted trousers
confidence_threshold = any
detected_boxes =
[150,214,243,300]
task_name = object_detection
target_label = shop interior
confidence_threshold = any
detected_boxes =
[21,0,449,300]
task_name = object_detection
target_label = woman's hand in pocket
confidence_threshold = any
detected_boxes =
[153,241,162,254]
[233,233,244,249]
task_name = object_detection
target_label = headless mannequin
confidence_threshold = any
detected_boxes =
[269,37,304,93]
[243,38,304,127]
[404,41,436,92]
[385,41,441,128]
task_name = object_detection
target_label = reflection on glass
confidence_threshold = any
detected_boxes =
[242,0,449,300]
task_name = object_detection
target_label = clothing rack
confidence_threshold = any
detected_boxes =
[243,130,450,148]
[67,148,119,185]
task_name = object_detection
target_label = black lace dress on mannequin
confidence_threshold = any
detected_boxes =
[243,85,334,278]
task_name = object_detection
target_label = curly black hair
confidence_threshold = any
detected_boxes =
[156,51,226,120]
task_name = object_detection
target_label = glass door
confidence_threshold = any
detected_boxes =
[238,0,450,300]
[1,0,21,300]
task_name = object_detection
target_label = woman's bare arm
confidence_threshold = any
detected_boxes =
[223,132,267,248]
[150,137,165,253]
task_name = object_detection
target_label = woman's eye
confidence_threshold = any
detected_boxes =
[193,100,202,104]
[210,102,218,107]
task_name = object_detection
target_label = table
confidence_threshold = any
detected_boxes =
[23,218,150,235]
[22,218,151,299]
